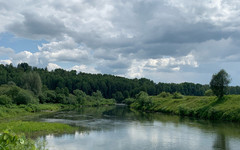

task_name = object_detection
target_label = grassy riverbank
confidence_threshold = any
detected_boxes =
[0,104,72,121]
[128,92,240,122]
[0,121,77,136]
[0,104,79,136]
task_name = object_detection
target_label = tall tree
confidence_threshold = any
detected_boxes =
[210,69,231,98]
[21,72,42,95]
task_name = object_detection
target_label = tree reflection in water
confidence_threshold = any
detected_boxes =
[213,133,229,150]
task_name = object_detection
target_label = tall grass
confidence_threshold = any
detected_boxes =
[0,121,77,136]
[130,95,240,122]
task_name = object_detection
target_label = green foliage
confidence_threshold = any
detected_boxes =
[131,91,153,110]
[157,92,171,98]
[56,94,67,104]
[130,94,240,122]
[112,91,124,103]
[0,130,34,150]
[73,89,86,97]
[172,92,183,99]
[0,121,77,136]
[21,72,42,96]
[7,81,16,86]
[73,90,86,105]
[42,90,56,103]
[123,98,135,105]
[0,95,12,105]
[92,90,103,99]
[210,69,231,98]
[0,130,47,150]
[6,86,21,99]
[14,90,38,105]
[204,89,214,96]
[0,63,223,104]
[67,94,78,105]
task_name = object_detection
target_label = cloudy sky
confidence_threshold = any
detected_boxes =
[0,0,240,85]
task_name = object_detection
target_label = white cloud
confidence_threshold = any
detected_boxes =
[0,59,12,65]
[70,65,99,74]
[37,36,91,63]
[172,66,180,71]
[126,53,198,79]
[47,63,61,71]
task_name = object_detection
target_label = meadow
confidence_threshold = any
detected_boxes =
[128,92,240,122]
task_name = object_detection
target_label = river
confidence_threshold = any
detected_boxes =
[35,105,240,150]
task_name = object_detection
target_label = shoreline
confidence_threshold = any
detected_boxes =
[129,95,240,122]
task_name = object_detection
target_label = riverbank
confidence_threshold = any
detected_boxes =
[0,104,79,137]
[0,104,73,121]
[129,93,240,122]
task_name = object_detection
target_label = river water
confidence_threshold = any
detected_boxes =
[36,105,240,150]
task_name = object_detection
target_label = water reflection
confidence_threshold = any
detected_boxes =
[36,106,240,150]
[213,134,229,150]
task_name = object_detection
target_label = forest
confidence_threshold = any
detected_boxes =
[0,63,240,104]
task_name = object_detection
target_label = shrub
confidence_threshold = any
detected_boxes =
[73,89,86,97]
[0,95,12,105]
[56,94,67,104]
[204,89,214,96]
[77,96,87,105]
[172,92,183,99]
[14,90,38,105]
[7,81,16,86]
[67,94,78,105]
[123,98,135,105]
[0,130,47,150]
[157,92,171,98]
[44,90,56,103]
[135,91,153,110]
[5,86,21,99]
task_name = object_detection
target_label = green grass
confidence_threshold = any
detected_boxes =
[0,121,77,137]
[130,95,240,122]
[0,104,75,121]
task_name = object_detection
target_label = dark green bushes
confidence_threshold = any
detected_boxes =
[14,91,38,105]
[0,85,38,105]
[123,98,135,105]
[157,92,171,98]
[172,92,183,99]
[0,84,115,107]
[130,91,153,111]
[0,95,12,105]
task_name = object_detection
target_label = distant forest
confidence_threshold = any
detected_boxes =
[0,63,240,102]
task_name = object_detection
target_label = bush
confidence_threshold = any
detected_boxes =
[56,94,67,104]
[172,92,183,99]
[0,130,47,150]
[0,95,12,105]
[14,90,38,105]
[67,94,78,105]
[157,92,171,98]
[123,98,135,105]
[77,96,87,105]
[5,86,21,99]
[44,90,56,103]
[73,89,86,97]
[204,89,214,96]
[134,91,153,110]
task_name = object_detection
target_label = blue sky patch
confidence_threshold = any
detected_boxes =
[0,32,47,53]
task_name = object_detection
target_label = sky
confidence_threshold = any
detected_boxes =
[0,0,240,85]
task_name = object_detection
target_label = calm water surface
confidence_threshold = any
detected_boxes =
[35,106,240,150]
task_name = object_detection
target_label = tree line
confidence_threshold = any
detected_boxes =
[0,63,239,103]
